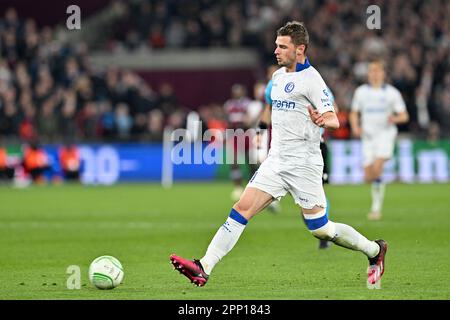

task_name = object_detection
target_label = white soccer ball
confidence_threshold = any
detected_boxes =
[88,255,124,290]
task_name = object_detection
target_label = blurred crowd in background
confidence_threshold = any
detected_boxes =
[0,6,186,144]
[1,0,449,145]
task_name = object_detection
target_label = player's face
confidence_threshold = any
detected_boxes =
[232,86,245,98]
[274,36,297,68]
[367,63,385,85]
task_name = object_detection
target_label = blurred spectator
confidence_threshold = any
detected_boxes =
[167,109,186,129]
[199,103,227,145]
[165,19,186,48]
[37,97,59,142]
[427,121,441,145]
[0,7,188,144]
[115,102,133,140]
[149,23,166,49]
[146,109,164,141]
[131,112,148,140]
[158,82,178,116]
[75,76,94,111]
[0,97,21,138]
[124,30,141,51]
[77,101,99,140]
[63,57,81,88]
[59,90,78,140]
[98,101,116,139]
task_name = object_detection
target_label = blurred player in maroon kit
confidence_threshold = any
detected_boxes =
[223,84,255,201]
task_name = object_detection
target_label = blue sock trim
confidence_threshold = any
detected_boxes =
[374,177,382,184]
[304,213,329,231]
[229,208,248,225]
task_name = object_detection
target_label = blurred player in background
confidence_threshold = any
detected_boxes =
[171,21,387,287]
[246,79,281,213]
[223,84,253,201]
[350,59,409,221]
[246,81,268,166]
[22,141,51,184]
[58,142,81,182]
[0,143,14,182]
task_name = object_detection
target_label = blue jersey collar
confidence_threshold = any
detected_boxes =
[295,58,311,72]
[369,83,387,89]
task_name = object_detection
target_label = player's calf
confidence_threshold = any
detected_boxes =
[233,187,274,220]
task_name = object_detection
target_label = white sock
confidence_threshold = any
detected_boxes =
[200,213,247,275]
[333,223,380,258]
[371,181,385,213]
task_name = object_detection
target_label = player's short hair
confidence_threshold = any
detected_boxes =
[368,57,386,70]
[277,21,309,52]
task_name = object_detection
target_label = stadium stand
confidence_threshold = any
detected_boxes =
[0,0,449,144]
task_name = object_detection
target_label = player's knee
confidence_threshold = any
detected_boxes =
[364,169,374,182]
[373,167,383,179]
[372,160,386,178]
[232,201,252,219]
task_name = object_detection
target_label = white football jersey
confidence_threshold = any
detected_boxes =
[351,84,406,137]
[268,60,334,166]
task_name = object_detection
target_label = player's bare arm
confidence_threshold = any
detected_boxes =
[349,110,362,137]
[388,111,409,124]
[259,103,272,126]
[308,106,339,130]
[254,103,272,148]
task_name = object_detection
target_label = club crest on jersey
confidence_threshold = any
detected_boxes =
[284,82,295,93]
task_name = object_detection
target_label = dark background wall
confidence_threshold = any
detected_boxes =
[0,0,111,27]
[137,68,256,109]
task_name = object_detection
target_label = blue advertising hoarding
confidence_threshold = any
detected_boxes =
[35,139,450,185]
[44,143,219,185]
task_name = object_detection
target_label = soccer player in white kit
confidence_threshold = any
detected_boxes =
[350,59,409,221]
[170,21,387,288]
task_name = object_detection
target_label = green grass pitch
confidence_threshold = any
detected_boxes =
[0,182,449,299]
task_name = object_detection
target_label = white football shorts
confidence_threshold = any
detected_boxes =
[362,130,397,167]
[247,157,326,209]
